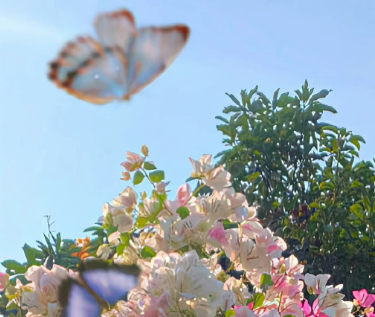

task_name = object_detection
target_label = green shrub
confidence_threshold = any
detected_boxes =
[214,80,375,298]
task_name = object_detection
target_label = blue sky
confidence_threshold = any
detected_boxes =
[0,0,374,266]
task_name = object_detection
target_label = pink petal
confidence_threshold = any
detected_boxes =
[126,152,144,163]
[363,294,375,308]
[121,161,133,172]
[312,298,320,314]
[303,301,312,315]
[353,289,368,302]
[209,222,227,245]
[177,183,191,206]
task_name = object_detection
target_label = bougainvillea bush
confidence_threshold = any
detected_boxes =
[0,146,372,317]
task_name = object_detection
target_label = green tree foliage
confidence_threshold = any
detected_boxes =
[215,81,375,298]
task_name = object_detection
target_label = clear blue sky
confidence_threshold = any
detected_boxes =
[1,0,374,266]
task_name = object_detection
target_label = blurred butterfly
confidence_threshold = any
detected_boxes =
[48,9,190,105]
[58,259,140,317]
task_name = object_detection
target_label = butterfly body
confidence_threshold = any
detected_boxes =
[58,259,140,317]
[49,9,190,105]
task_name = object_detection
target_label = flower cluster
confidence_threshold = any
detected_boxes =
[0,146,370,317]
[0,262,76,317]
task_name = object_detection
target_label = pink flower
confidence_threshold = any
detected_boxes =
[177,183,191,206]
[255,228,286,259]
[271,274,301,298]
[242,218,264,239]
[353,289,375,308]
[189,155,231,190]
[120,187,138,212]
[156,181,170,193]
[25,264,69,305]
[189,155,213,176]
[163,184,194,218]
[0,272,9,291]
[272,255,305,280]
[209,222,228,246]
[204,165,231,191]
[299,299,331,317]
[304,273,331,295]
[234,305,257,317]
[121,152,145,172]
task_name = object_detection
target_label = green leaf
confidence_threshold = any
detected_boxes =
[9,273,28,285]
[106,225,118,236]
[272,88,280,110]
[223,219,238,229]
[310,103,337,114]
[320,125,339,134]
[260,274,274,287]
[248,86,258,100]
[215,149,234,160]
[177,206,190,219]
[117,243,126,255]
[350,204,364,220]
[350,136,360,150]
[222,105,242,114]
[352,134,366,143]
[144,162,157,170]
[6,300,18,311]
[309,89,331,103]
[83,226,103,232]
[1,260,27,274]
[257,92,271,105]
[120,233,130,246]
[332,139,339,152]
[22,244,38,266]
[215,116,230,124]
[225,309,236,317]
[301,80,311,102]
[136,217,148,229]
[56,233,62,253]
[217,124,235,140]
[240,89,248,106]
[228,161,246,178]
[325,224,333,232]
[133,171,145,185]
[351,180,363,188]
[92,230,106,238]
[185,176,198,182]
[141,246,156,259]
[309,201,320,208]
[43,234,55,255]
[225,93,242,106]
[234,113,249,129]
[295,89,303,101]
[253,293,265,310]
[149,170,165,183]
[247,171,261,182]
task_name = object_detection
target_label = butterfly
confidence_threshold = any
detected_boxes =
[58,259,140,317]
[48,9,190,105]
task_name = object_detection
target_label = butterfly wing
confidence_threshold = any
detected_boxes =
[48,36,129,105]
[94,9,137,57]
[125,25,190,99]
[48,10,138,105]
[59,279,102,317]
[48,9,189,103]
[81,260,140,306]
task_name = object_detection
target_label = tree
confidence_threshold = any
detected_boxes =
[214,81,375,299]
